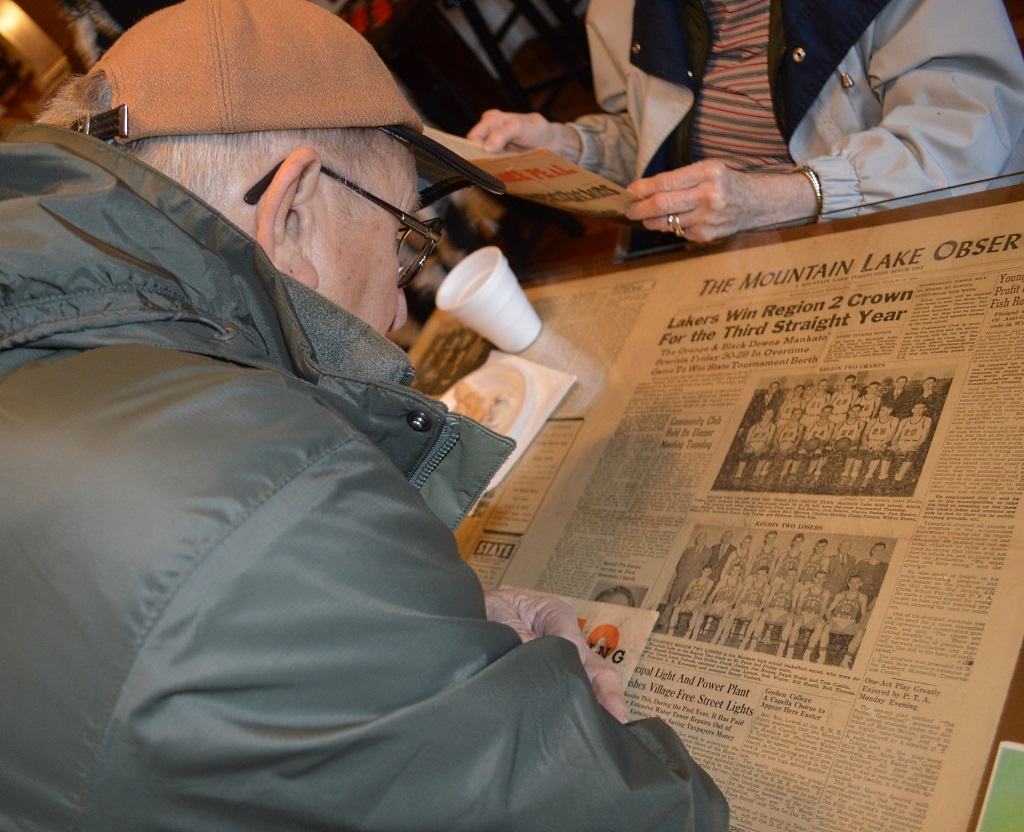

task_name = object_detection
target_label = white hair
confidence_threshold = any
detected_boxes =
[36,73,408,213]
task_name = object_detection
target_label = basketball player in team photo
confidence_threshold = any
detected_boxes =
[714,371,952,496]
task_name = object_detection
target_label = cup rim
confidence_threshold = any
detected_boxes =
[435,246,506,310]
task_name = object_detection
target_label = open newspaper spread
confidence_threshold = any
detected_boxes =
[410,190,1024,832]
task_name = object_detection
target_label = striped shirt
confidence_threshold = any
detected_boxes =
[690,0,792,171]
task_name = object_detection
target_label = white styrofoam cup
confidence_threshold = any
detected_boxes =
[435,246,542,353]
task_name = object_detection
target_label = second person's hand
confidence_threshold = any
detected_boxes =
[467,109,583,161]
[625,160,819,243]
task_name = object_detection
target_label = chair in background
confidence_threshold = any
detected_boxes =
[442,0,591,118]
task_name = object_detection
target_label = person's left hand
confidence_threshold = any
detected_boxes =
[625,161,818,243]
[484,588,630,723]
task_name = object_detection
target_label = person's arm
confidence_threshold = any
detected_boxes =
[621,0,1024,241]
[709,579,729,605]
[466,108,641,186]
[794,0,1024,215]
[919,417,933,444]
[891,417,909,447]
[89,436,728,831]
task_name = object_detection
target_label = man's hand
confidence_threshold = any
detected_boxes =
[485,588,629,723]
[625,161,819,243]
[467,110,583,162]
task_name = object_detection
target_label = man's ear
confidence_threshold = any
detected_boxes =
[255,146,322,290]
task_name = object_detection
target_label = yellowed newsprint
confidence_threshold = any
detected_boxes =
[411,189,1024,832]
[425,127,635,219]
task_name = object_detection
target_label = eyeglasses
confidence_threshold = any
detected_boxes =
[244,161,443,289]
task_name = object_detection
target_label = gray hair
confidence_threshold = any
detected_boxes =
[36,73,405,211]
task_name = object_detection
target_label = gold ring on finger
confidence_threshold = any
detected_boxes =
[667,214,686,238]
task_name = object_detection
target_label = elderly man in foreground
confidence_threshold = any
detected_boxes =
[0,0,728,830]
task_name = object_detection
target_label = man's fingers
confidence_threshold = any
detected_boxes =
[582,655,630,723]
[485,589,628,721]
[526,597,630,723]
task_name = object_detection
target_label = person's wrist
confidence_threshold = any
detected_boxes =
[553,123,584,164]
[796,166,824,220]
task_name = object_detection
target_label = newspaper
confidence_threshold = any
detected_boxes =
[425,126,636,219]
[409,190,1024,832]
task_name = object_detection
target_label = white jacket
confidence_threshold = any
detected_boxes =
[571,0,1024,216]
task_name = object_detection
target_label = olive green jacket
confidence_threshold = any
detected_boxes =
[0,126,727,831]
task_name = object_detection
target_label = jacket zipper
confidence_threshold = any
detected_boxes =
[409,414,460,489]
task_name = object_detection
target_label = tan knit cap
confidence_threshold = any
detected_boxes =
[89,0,503,200]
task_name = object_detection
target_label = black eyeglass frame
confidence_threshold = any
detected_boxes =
[244,161,443,289]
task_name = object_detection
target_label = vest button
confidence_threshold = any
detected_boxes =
[407,412,432,432]
[793,47,807,63]
[631,41,641,55]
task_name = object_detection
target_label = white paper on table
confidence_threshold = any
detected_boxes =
[439,351,575,489]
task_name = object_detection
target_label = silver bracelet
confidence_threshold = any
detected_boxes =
[797,166,824,220]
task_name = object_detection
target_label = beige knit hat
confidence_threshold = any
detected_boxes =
[86,0,503,203]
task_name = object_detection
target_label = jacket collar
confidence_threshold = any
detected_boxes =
[1,126,515,528]
[1,124,414,387]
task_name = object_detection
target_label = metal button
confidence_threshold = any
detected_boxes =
[687,69,693,77]
[793,47,807,63]
[407,412,432,432]
[840,72,855,89]
[631,41,641,55]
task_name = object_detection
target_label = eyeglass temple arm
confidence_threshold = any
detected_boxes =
[244,161,441,245]
[243,162,283,205]
[320,167,442,243]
